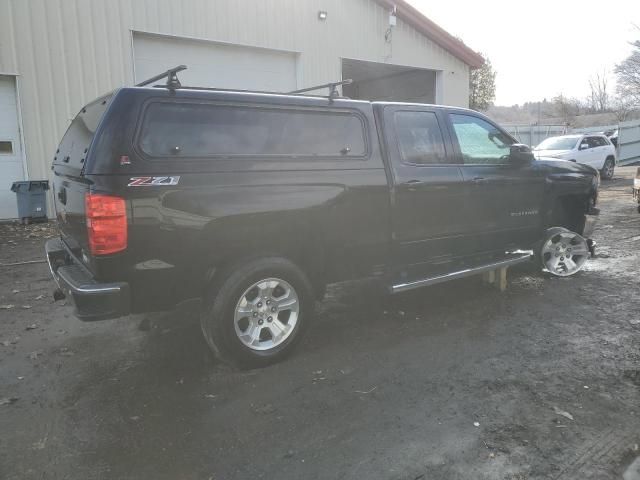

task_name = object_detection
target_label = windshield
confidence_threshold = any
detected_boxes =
[535,136,580,151]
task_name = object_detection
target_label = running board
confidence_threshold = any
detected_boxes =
[391,252,533,294]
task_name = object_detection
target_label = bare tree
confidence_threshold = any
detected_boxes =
[615,39,640,107]
[611,95,631,122]
[588,71,609,112]
[552,94,582,124]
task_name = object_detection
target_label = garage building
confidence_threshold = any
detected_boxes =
[0,0,482,219]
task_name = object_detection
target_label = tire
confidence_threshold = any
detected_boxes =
[200,257,314,368]
[600,157,615,180]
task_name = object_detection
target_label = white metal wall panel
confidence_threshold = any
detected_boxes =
[618,120,640,166]
[0,0,472,203]
[133,33,298,92]
[0,75,24,219]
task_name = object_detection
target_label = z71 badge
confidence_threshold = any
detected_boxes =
[128,176,180,187]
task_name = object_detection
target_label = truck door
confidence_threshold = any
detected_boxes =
[381,105,470,281]
[446,112,546,255]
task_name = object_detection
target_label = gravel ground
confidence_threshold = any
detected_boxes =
[1,167,639,480]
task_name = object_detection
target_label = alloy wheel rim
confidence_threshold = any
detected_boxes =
[605,161,614,178]
[541,231,589,276]
[234,277,299,351]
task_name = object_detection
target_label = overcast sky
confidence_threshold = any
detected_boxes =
[408,0,640,106]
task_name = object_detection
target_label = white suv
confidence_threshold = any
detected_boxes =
[534,134,616,179]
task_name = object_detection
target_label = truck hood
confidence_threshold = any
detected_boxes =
[536,158,599,176]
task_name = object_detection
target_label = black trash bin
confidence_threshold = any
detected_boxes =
[10,180,49,224]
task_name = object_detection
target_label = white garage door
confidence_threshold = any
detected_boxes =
[133,34,298,92]
[0,76,25,220]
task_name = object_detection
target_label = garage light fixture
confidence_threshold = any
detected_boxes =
[389,6,397,27]
[385,6,397,43]
[318,11,328,21]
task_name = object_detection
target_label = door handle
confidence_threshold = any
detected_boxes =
[472,177,488,185]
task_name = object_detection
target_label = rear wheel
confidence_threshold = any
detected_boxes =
[201,257,314,368]
[601,157,615,180]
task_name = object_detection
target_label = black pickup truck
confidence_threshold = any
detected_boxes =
[46,72,600,367]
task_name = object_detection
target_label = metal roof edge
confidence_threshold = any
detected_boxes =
[375,0,485,68]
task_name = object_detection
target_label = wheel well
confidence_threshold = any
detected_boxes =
[202,248,325,301]
[198,213,329,300]
[550,195,587,234]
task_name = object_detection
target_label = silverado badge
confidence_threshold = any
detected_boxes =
[510,209,539,217]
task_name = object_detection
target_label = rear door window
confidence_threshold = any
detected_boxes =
[394,111,447,165]
[586,136,602,148]
[138,102,367,158]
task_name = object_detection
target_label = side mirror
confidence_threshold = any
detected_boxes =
[510,143,534,164]
[579,143,589,150]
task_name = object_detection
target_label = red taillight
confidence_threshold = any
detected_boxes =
[85,194,127,255]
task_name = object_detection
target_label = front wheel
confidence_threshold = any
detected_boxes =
[601,157,615,180]
[540,227,590,276]
[201,257,314,368]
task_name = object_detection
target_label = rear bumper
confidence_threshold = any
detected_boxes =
[45,238,130,321]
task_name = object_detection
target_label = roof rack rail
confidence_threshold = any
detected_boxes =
[159,85,294,96]
[136,65,353,101]
[289,79,353,102]
[136,65,187,89]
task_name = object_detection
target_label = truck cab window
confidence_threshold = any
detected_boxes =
[394,111,447,165]
[450,114,513,165]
